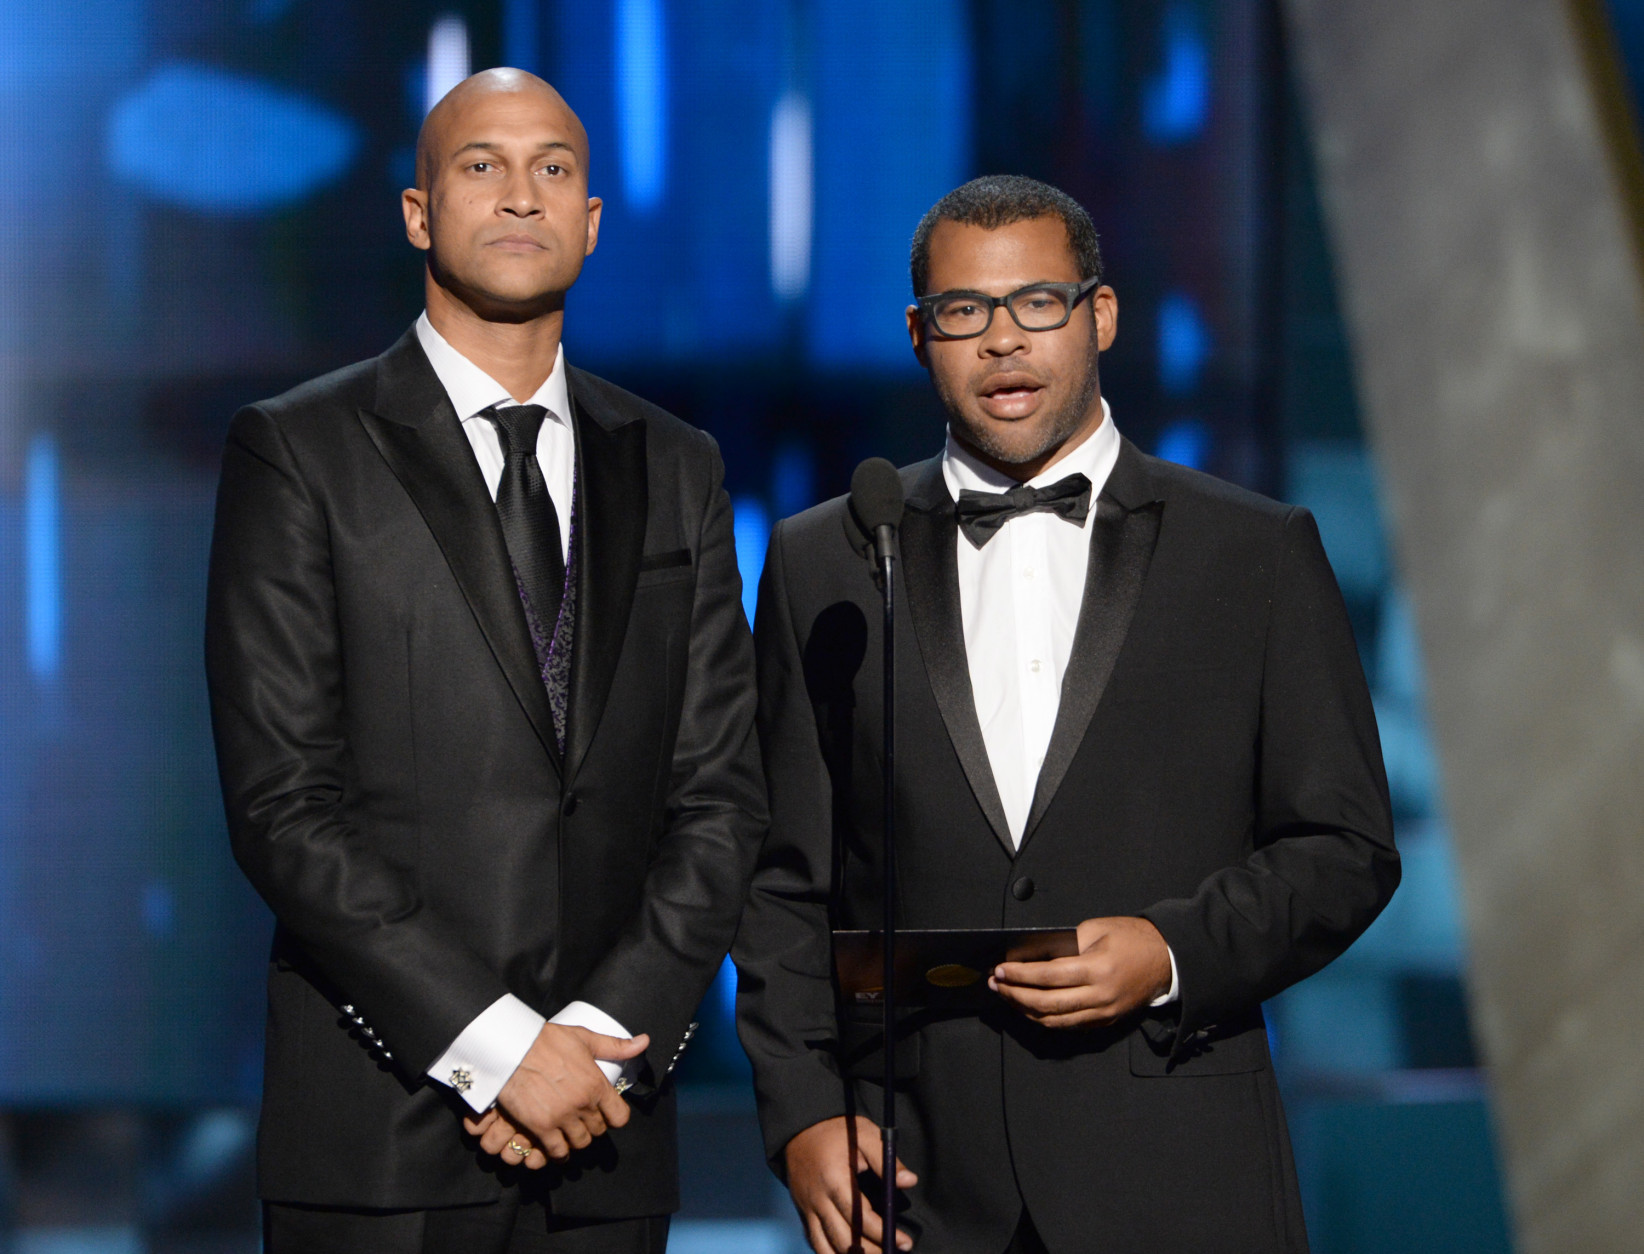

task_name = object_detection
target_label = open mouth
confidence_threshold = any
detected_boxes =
[978,376,1045,415]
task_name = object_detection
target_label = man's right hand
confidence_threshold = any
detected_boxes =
[784,1115,918,1254]
[493,1023,650,1161]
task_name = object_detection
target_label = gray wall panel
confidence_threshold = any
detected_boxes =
[1282,0,1644,1247]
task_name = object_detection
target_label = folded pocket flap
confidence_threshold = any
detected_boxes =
[1129,1014,1270,1077]
[639,548,692,571]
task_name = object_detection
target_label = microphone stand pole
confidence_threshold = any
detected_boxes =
[876,527,899,1244]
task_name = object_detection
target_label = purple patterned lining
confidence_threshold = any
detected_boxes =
[512,468,577,753]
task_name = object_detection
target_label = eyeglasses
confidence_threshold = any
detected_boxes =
[916,275,1102,339]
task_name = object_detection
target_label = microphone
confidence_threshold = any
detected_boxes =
[848,457,905,568]
[847,456,904,1244]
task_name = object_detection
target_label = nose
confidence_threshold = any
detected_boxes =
[977,305,1028,357]
[499,167,542,218]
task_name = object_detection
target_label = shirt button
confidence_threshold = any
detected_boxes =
[1024,567,1035,579]
[1029,660,1042,673]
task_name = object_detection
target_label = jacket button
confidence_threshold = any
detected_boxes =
[563,792,579,816]
[1012,876,1035,901]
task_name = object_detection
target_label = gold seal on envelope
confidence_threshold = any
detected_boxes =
[925,963,981,988]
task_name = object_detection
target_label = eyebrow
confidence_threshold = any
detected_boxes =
[453,140,577,159]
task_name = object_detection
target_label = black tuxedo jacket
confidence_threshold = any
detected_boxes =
[734,441,1398,1253]
[205,328,765,1216]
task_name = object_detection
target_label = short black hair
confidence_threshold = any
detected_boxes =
[910,174,1103,296]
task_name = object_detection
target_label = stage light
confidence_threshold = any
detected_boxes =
[1157,291,1210,396]
[769,92,813,301]
[1156,418,1210,470]
[107,64,359,214]
[24,433,61,681]
[1141,2,1210,144]
[616,0,669,213]
[426,14,471,116]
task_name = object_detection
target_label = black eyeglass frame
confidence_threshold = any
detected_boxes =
[915,274,1103,339]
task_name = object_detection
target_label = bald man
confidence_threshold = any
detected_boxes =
[206,70,765,1252]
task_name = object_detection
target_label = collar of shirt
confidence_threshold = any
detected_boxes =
[940,396,1120,519]
[415,310,570,428]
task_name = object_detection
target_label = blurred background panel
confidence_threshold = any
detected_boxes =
[11,0,1641,1249]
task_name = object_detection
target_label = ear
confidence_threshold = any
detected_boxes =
[906,305,929,369]
[1091,286,1118,353]
[402,187,431,252]
[584,196,603,257]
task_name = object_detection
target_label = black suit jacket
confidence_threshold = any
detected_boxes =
[205,328,765,1215]
[734,441,1398,1253]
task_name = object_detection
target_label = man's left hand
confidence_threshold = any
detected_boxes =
[989,916,1171,1028]
[463,1107,546,1170]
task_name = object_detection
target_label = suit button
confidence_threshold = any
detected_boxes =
[1012,876,1035,901]
[563,792,579,816]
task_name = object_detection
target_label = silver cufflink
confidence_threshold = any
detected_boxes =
[449,1067,474,1092]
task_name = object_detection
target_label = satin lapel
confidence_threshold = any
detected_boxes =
[563,379,646,783]
[355,330,561,769]
[900,463,1014,856]
[1019,442,1162,846]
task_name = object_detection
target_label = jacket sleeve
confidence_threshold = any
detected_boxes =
[569,434,768,1093]
[731,518,853,1168]
[1140,505,1400,1053]
[205,404,510,1076]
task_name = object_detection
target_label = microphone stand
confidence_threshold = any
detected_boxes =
[874,523,899,1244]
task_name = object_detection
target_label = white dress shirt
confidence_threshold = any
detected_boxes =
[414,312,635,1111]
[941,401,1178,1004]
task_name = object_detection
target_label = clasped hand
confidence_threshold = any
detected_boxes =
[462,1022,649,1169]
[988,915,1172,1027]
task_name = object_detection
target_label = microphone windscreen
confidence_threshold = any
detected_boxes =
[849,458,905,534]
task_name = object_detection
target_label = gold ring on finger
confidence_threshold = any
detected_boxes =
[507,1139,530,1160]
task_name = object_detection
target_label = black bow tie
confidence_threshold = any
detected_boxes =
[954,473,1093,547]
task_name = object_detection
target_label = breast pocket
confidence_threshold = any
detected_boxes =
[636,549,693,586]
[1111,663,1248,706]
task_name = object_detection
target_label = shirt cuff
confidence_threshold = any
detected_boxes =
[1148,944,1181,1008]
[550,1000,638,1086]
[426,994,546,1113]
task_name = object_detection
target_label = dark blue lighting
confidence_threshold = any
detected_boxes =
[808,0,971,369]
[142,880,176,937]
[553,1,784,363]
[1141,2,1210,144]
[107,64,359,214]
[1155,418,1210,470]
[771,441,818,519]
[504,0,542,74]
[1157,292,1211,395]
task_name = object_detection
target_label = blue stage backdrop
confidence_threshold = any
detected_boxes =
[0,0,1282,1105]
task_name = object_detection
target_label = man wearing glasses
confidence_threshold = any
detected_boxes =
[735,175,1398,1253]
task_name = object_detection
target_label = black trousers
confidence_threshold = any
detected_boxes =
[264,1197,670,1254]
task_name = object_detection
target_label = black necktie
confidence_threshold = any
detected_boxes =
[487,404,566,636]
[954,472,1093,547]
